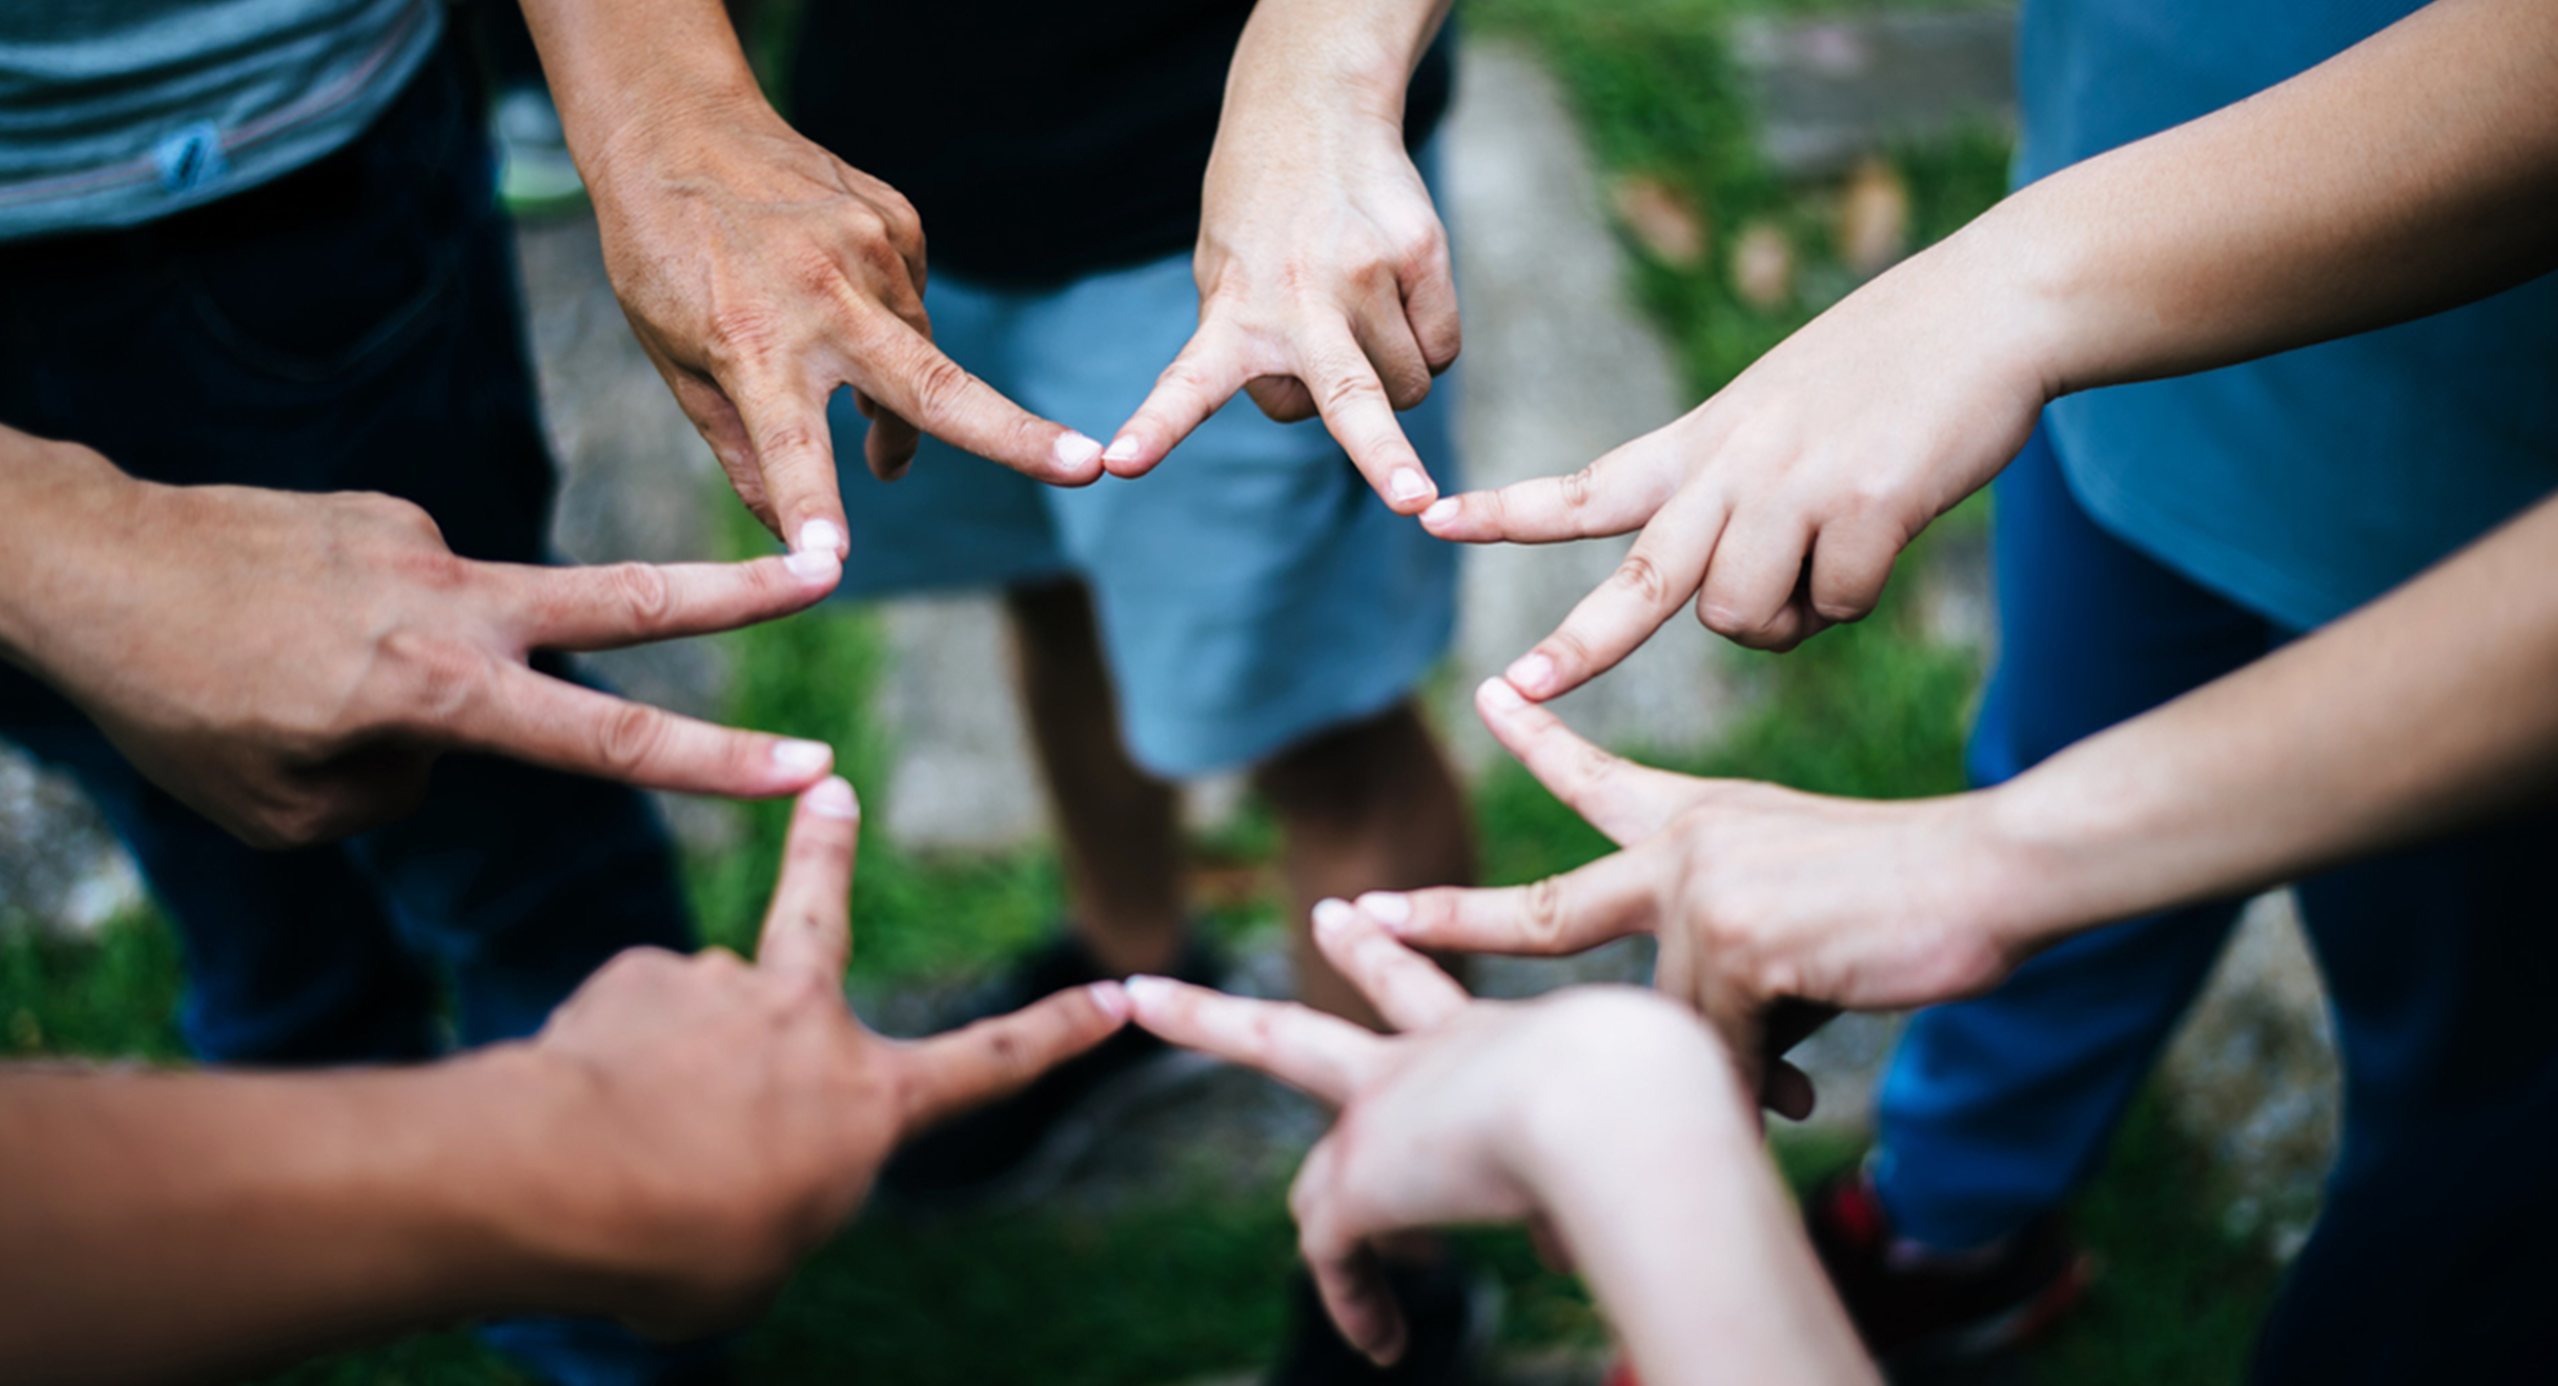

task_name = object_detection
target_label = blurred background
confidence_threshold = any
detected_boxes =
[0,0,2342,1381]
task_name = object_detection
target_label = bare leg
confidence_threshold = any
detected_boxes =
[1004,579,1190,977]
[1255,701,1476,1029]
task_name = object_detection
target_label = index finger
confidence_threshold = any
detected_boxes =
[1101,321,1252,479]
[754,777,861,984]
[1471,679,1716,845]
[1121,976,1384,1105]
[1310,899,1468,1032]
[499,554,839,653]
[1363,847,1660,957]
[845,315,1105,487]
[1501,485,1727,701]
[894,981,1132,1137]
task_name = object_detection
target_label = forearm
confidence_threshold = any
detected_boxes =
[1515,1058,1876,1384]
[1987,0,2558,396]
[0,428,132,678]
[515,0,767,180]
[1222,0,1453,128]
[1982,490,2558,948]
[0,1054,585,1384]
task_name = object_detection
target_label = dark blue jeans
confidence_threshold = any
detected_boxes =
[0,39,717,1386]
[1872,427,2558,1380]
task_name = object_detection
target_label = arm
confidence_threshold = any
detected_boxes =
[1125,906,1877,1386]
[1437,0,2558,682]
[1371,485,2558,1095]
[1104,0,1460,514]
[514,0,1108,563]
[0,780,1129,1384]
[0,426,839,848]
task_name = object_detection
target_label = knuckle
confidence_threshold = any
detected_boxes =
[1561,466,1602,513]
[605,562,676,631]
[903,351,975,427]
[1607,552,1672,608]
[594,700,670,777]
[381,630,490,727]
[1521,877,1570,949]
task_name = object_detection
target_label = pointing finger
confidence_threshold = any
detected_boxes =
[755,777,861,985]
[1416,429,1687,545]
[431,661,835,798]
[1362,847,1662,958]
[724,361,853,563]
[1122,975,1383,1105]
[895,980,1131,1138]
[846,315,1104,486]
[1471,679,1716,844]
[1104,321,1253,479]
[1310,899,1468,1032]
[501,554,838,652]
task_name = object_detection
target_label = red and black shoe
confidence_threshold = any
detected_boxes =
[1805,1165,2093,1364]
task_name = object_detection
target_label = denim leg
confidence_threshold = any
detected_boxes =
[1871,424,2276,1247]
[2250,807,2558,1382]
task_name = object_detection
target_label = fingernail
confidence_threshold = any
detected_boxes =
[1086,979,1130,1022]
[1054,431,1105,471]
[1355,891,1411,926]
[1103,434,1143,464]
[1505,653,1555,697]
[804,774,858,817]
[1311,897,1356,936]
[774,740,835,775]
[1420,498,1459,527]
[784,547,840,581]
[1122,974,1172,1010]
[1387,469,1432,504]
[1478,675,1529,712]
[795,519,844,556]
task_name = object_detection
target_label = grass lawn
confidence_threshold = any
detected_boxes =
[0,0,2278,1381]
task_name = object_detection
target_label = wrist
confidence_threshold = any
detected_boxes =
[419,1045,634,1320]
[1961,765,2146,957]
[0,435,138,671]
[1224,0,1448,130]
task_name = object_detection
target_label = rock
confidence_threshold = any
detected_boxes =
[0,745,144,937]
[1733,8,2019,179]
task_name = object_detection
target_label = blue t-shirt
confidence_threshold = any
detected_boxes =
[0,0,440,241]
[2021,0,2558,631]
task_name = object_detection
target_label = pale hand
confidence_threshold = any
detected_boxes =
[1421,227,2053,681]
[1361,678,2028,1111]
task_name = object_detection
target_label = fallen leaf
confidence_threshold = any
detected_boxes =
[1835,155,1910,276]
[1731,221,1797,310]
[1611,174,1709,266]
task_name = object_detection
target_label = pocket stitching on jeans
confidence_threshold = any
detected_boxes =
[179,237,462,387]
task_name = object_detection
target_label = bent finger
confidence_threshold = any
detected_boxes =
[1364,849,1660,957]
[1503,485,1728,700]
[1103,323,1253,478]
[1310,899,1468,1033]
[1294,1143,1409,1368]
[1295,317,1436,513]
[438,663,834,798]
[724,365,853,561]
[849,317,1104,486]
[896,981,1131,1137]
[503,554,838,652]
[1471,678,1716,844]
[1416,428,1686,545]
[755,777,861,984]
[1122,975,1382,1105]
[1696,513,1816,651]
[1806,509,1908,626]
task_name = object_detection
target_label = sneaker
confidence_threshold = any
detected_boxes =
[1805,1166,2092,1363]
[873,931,1223,1211]
[1268,1254,1500,1386]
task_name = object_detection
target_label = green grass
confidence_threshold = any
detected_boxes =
[0,1,2280,1380]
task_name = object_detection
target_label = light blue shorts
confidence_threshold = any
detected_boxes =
[826,253,1461,779]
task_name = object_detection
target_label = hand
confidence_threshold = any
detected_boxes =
[1125,902,1745,1367]
[1357,678,2030,1110]
[582,90,1107,558]
[1420,227,2053,681]
[519,778,1130,1339]
[1102,7,1457,514]
[0,437,843,848]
